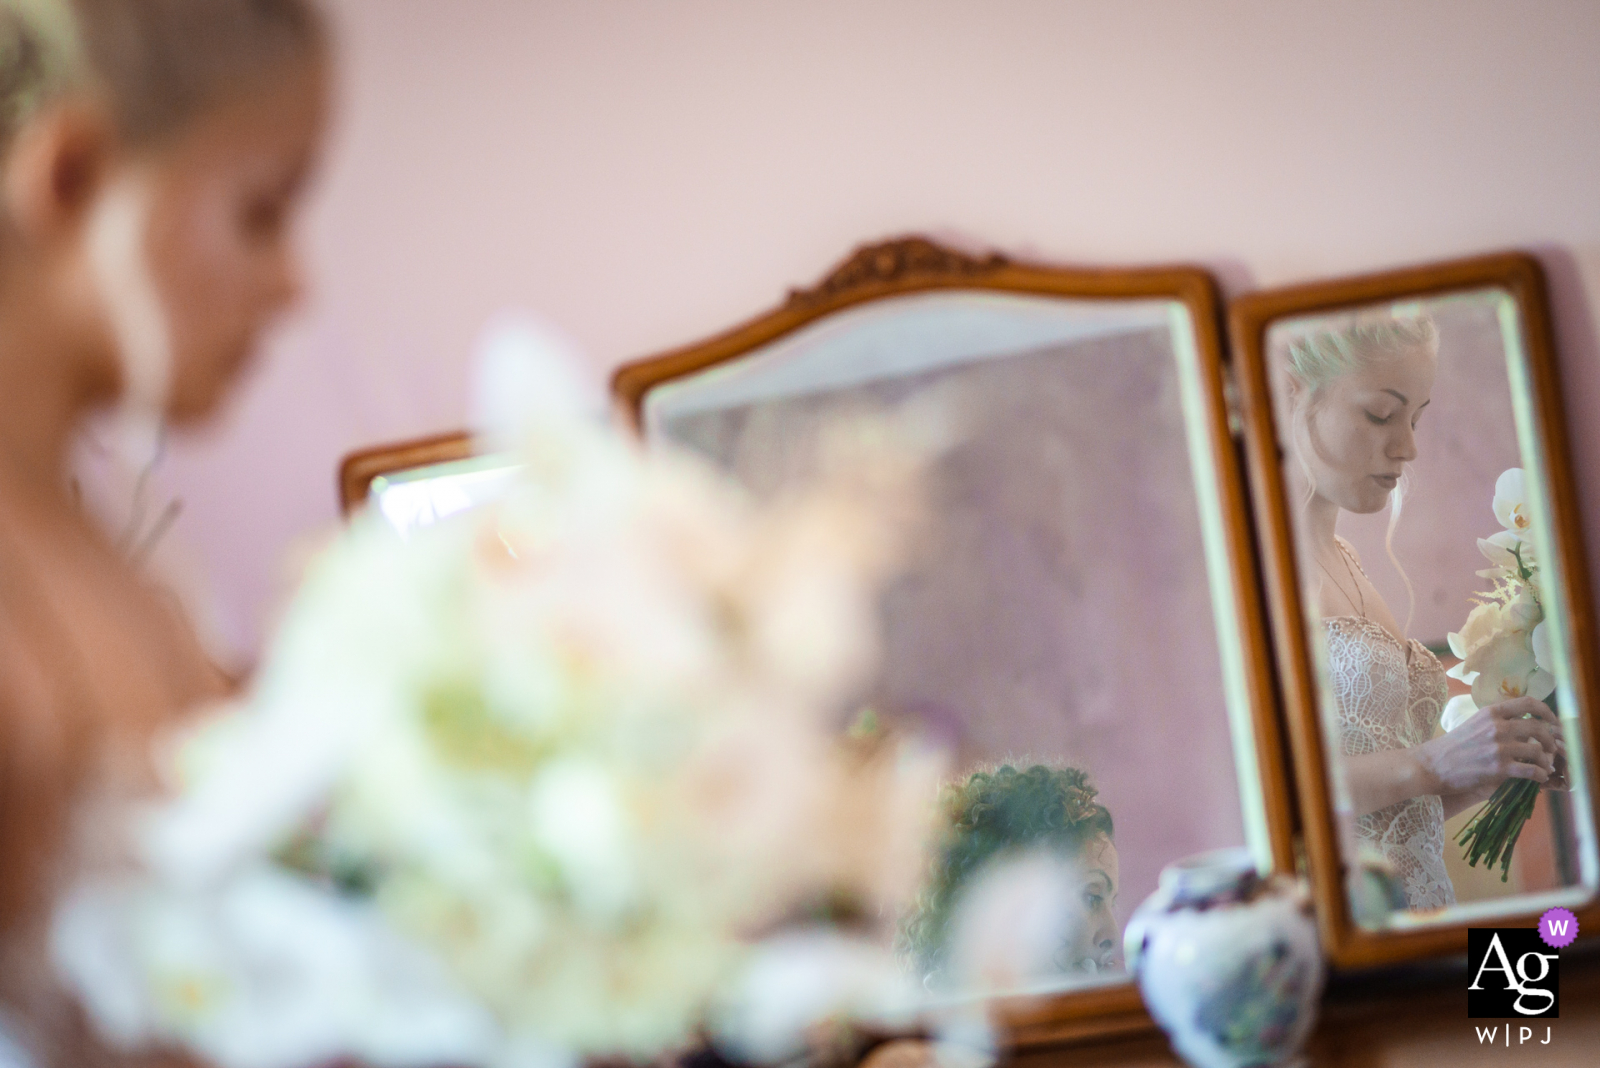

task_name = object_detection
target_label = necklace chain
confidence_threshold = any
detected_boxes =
[1318,539,1367,618]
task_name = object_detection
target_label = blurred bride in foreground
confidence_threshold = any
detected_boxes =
[0,1,329,1060]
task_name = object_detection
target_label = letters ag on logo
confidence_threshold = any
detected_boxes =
[1468,928,1559,1019]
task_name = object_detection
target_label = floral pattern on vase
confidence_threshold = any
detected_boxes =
[1125,847,1324,1068]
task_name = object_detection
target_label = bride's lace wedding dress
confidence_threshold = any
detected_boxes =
[1325,613,1456,911]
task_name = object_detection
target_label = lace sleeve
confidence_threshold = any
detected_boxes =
[1323,617,1456,911]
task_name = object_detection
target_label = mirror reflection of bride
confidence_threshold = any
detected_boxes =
[1282,317,1564,911]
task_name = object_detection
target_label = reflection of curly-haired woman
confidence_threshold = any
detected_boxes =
[900,764,1119,986]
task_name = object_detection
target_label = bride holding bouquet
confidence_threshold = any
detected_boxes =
[1279,315,1565,911]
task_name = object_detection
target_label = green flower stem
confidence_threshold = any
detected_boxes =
[1456,778,1541,882]
[1498,795,1537,879]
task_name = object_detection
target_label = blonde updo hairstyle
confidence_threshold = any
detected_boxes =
[1284,316,1439,397]
[0,0,326,162]
[1282,314,1439,631]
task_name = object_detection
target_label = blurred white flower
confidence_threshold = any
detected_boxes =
[53,870,499,1068]
[940,852,1081,995]
[55,315,938,1068]
[527,760,637,921]
[711,929,921,1065]
[471,313,604,455]
[740,504,887,709]
[815,737,948,915]
[1506,586,1542,631]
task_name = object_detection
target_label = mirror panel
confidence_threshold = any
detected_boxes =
[1234,254,1600,967]
[367,453,519,537]
[620,242,1289,1011]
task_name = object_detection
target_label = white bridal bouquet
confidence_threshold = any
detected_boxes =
[1439,468,1559,879]
[52,323,943,1068]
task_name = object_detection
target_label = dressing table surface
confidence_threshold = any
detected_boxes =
[1010,947,1600,1068]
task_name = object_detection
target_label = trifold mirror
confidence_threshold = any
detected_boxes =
[1231,253,1600,970]
[333,240,1600,1048]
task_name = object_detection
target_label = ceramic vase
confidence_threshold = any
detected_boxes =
[1124,846,1324,1068]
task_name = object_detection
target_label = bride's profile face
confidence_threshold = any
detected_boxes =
[1290,344,1436,514]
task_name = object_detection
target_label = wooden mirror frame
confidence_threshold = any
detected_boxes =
[337,430,475,515]
[1229,251,1600,971]
[612,235,1298,1050]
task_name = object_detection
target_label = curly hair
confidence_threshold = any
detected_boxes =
[898,763,1113,982]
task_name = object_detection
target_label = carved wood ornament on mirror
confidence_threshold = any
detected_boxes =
[1230,252,1600,971]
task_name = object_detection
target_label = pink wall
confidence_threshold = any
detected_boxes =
[152,0,1600,663]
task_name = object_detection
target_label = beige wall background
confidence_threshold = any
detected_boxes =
[150,0,1600,666]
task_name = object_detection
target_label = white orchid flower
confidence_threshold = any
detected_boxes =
[1506,586,1542,631]
[1478,531,1520,569]
[1447,601,1501,660]
[1447,588,1549,702]
[139,698,363,890]
[1446,602,1502,685]
[1531,619,1555,676]
[1465,628,1556,706]
[1493,468,1534,540]
[1475,530,1527,581]
[1441,694,1478,733]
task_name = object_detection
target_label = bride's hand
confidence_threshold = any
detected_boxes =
[1419,696,1562,796]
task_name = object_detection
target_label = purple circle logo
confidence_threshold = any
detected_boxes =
[1539,907,1579,949]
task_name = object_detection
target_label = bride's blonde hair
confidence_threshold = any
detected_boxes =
[0,0,326,158]
[1283,314,1438,633]
[1284,316,1438,395]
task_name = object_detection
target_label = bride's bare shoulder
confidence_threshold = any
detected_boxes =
[0,504,225,732]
